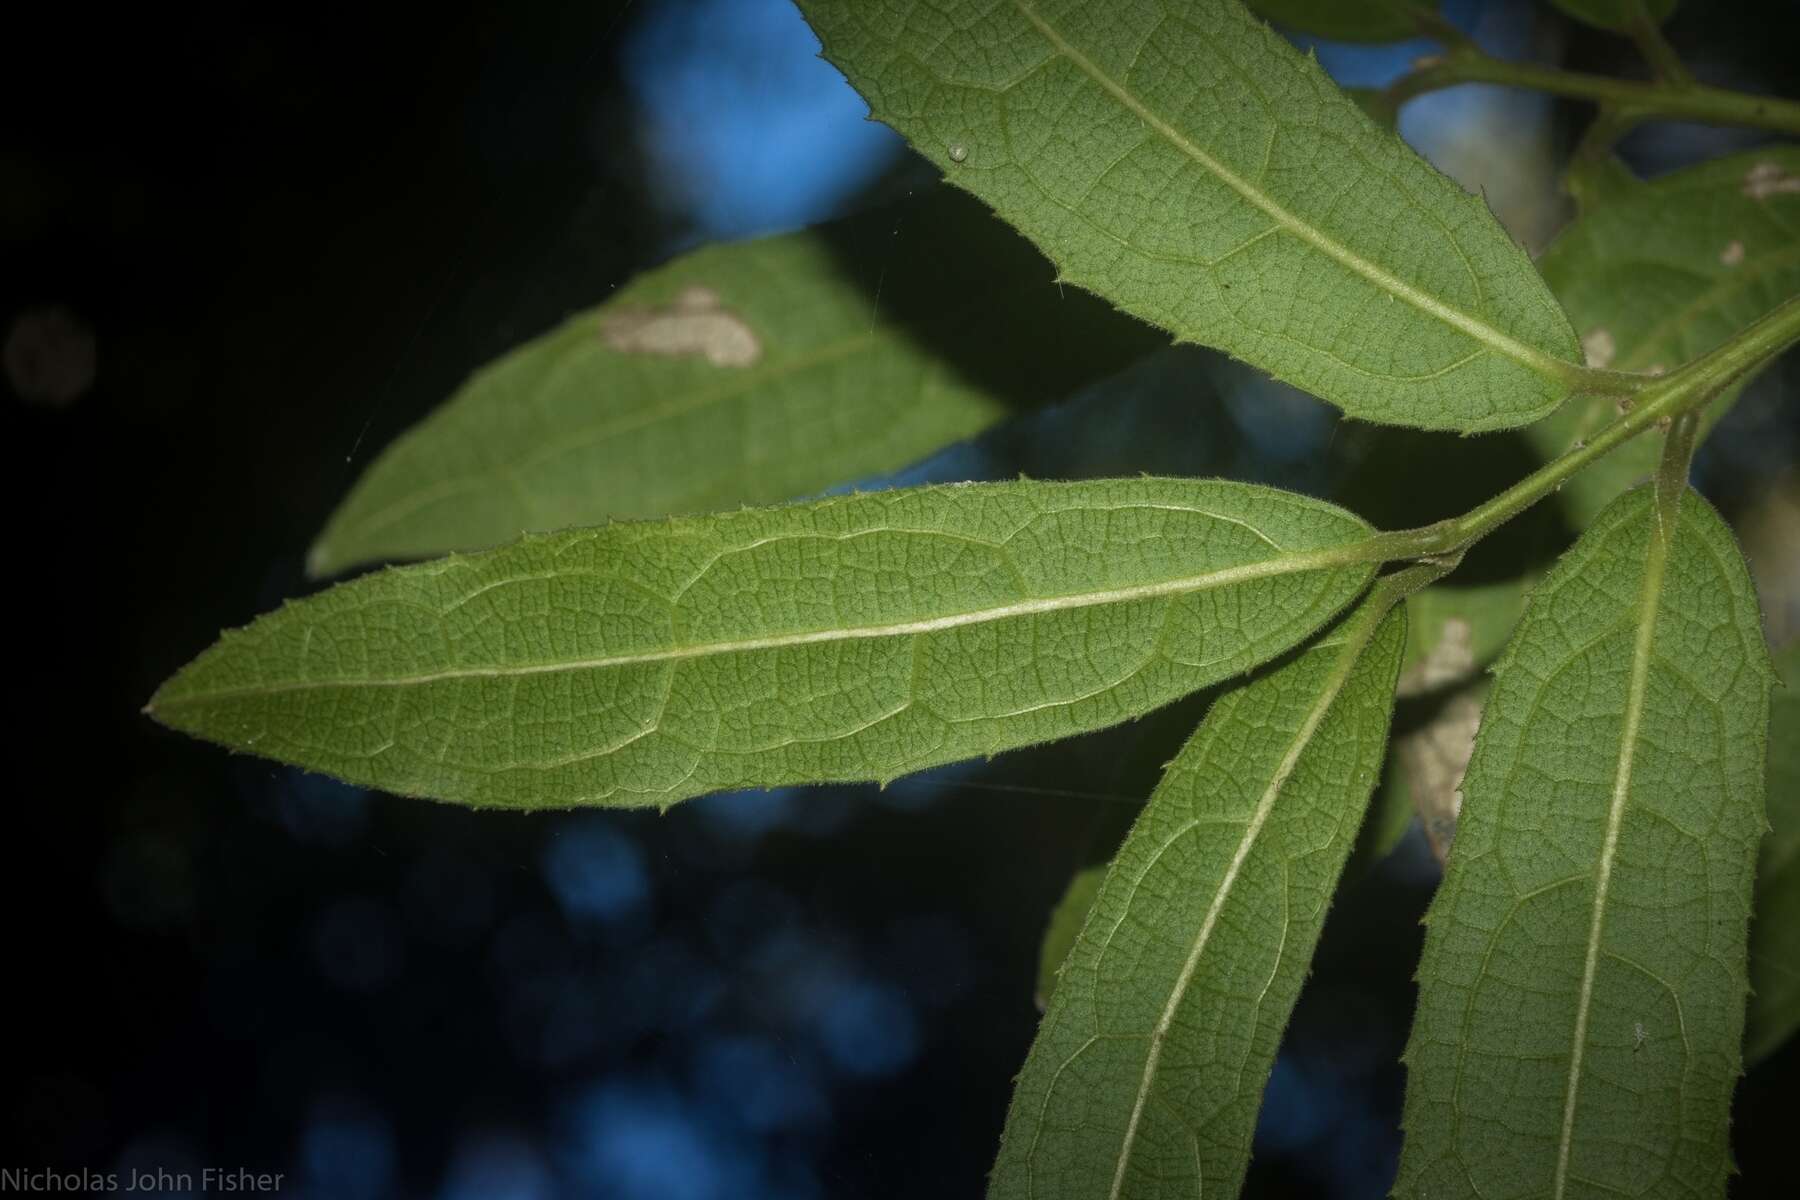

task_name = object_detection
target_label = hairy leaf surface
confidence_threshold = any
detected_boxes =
[796,0,1582,431]
[1397,486,1773,1200]
[308,190,1160,576]
[1535,147,1800,526]
[151,479,1379,810]
[990,593,1405,1199]
[1746,640,1800,1065]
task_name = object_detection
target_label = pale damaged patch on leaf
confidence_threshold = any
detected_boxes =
[1581,327,1617,369]
[1720,239,1746,266]
[1396,617,1480,864]
[598,285,763,367]
[1744,160,1800,200]
[1398,616,1475,698]
[1402,690,1481,865]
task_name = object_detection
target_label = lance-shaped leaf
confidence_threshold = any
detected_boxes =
[990,590,1406,1199]
[1746,640,1800,1065]
[1396,485,1773,1200]
[150,478,1381,811]
[796,0,1583,432]
[308,189,1161,576]
[1534,147,1800,527]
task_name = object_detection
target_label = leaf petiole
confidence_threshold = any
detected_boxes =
[1361,293,1800,565]
[1383,44,1800,136]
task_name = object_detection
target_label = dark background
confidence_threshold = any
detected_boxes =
[5,2,1797,1197]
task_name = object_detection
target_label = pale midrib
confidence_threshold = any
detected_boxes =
[1551,511,1672,1200]
[1013,2,1575,384]
[153,544,1369,711]
[1106,622,1369,1200]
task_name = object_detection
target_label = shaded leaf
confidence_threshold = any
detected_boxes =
[989,592,1405,1199]
[1245,0,1426,42]
[1746,640,1800,1064]
[797,0,1583,431]
[1397,485,1773,1199]
[1548,0,1678,32]
[151,478,1380,811]
[1563,153,1645,217]
[309,189,1161,576]
[1535,146,1800,527]
[1036,862,1107,1009]
[1399,578,1531,685]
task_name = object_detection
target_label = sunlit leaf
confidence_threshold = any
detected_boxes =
[1535,146,1800,527]
[990,591,1404,1199]
[151,478,1381,810]
[1397,484,1773,1199]
[797,0,1583,431]
[1746,640,1800,1065]
[308,189,1160,576]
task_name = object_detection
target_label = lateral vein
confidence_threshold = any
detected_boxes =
[1012,1,1573,383]
[1106,615,1369,1199]
[152,544,1369,710]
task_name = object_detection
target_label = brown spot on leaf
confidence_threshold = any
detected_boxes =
[1720,240,1745,266]
[599,285,762,367]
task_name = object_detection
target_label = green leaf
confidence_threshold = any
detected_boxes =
[1547,0,1678,33]
[307,189,1160,576]
[1245,0,1425,42]
[1396,485,1774,1199]
[796,0,1583,432]
[1563,153,1645,217]
[1036,862,1107,1009]
[1534,146,1800,527]
[1746,640,1800,1065]
[150,478,1381,811]
[1372,581,1530,865]
[1400,578,1531,684]
[990,591,1406,1199]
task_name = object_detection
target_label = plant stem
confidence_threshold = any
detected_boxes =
[1369,293,1800,563]
[1652,409,1702,535]
[1384,49,1800,136]
[1624,4,1693,88]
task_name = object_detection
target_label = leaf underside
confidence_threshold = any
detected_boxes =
[1397,487,1772,1200]
[796,0,1581,432]
[1535,146,1800,528]
[990,594,1405,1199]
[308,189,1160,576]
[151,478,1378,811]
